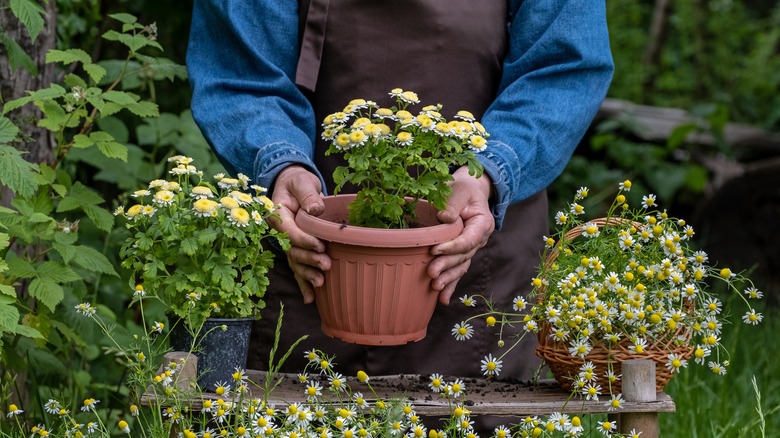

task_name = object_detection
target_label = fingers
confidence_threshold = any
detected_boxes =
[429,166,495,301]
[433,257,473,305]
[270,165,330,303]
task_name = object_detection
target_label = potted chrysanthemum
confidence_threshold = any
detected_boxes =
[294,89,487,346]
[117,155,289,390]
[454,180,764,398]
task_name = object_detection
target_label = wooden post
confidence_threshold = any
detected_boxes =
[162,351,198,391]
[619,359,659,437]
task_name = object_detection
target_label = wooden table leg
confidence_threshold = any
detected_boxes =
[618,359,659,438]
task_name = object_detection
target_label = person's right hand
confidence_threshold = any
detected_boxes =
[268,165,331,304]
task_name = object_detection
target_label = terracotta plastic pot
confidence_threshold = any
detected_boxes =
[295,194,463,345]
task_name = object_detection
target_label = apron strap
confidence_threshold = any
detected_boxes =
[295,0,331,93]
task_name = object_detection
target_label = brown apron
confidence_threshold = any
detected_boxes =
[249,0,547,381]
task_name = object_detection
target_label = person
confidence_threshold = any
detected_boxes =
[186,0,613,383]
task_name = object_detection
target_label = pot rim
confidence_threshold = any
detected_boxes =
[295,194,464,247]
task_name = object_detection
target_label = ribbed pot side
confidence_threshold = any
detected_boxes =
[295,194,463,345]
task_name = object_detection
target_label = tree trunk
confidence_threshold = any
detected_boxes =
[0,0,58,420]
[641,0,672,100]
[0,0,58,166]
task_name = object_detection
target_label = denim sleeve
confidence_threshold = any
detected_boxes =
[186,1,327,191]
[481,0,614,228]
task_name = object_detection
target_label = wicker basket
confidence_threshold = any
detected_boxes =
[536,325,693,393]
[534,217,694,394]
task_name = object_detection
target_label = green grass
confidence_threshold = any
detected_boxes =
[661,303,779,437]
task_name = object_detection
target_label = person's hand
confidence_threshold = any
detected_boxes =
[268,165,331,304]
[428,166,495,305]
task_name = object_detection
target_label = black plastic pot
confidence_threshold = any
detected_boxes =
[169,317,254,392]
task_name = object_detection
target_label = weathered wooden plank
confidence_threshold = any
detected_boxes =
[142,370,675,417]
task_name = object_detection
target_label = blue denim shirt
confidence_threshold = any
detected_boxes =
[186,0,614,228]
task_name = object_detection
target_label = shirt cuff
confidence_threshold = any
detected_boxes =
[253,141,328,196]
[476,139,521,230]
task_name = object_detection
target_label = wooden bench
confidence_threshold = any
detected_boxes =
[145,354,673,437]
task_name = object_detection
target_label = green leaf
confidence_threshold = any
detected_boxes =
[0,285,15,297]
[96,116,130,144]
[126,101,159,118]
[102,90,139,106]
[52,242,77,264]
[0,145,40,197]
[71,245,118,276]
[37,261,82,283]
[46,48,92,66]
[50,320,86,347]
[6,253,37,279]
[102,30,162,53]
[10,0,46,42]
[181,237,198,256]
[82,204,114,232]
[83,63,107,84]
[0,33,37,75]
[14,324,44,340]
[89,131,128,162]
[30,84,67,100]
[97,141,128,162]
[0,116,20,144]
[57,182,104,212]
[63,73,88,89]
[28,212,52,224]
[28,278,64,311]
[109,12,138,24]
[0,301,20,331]
[72,134,94,149]
[35,100,70,132]
[136,54,188,82]
[197,227,220,246]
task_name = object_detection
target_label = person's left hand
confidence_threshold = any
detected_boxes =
[428,166,495,305]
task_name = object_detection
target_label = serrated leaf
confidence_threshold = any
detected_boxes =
[50,320,86,347]
[37,261,82,283]
[0,302,20,331]
[71,245,118,276]
[126,101,159,118]
[63,73,88,89]
[82,204,114,232]
[89,131,127,163]
[83,63,107,84]
[57,182,104,212]
[46,48,92,66]
[97,141,128,162]
[72,134,95,149]
[0,33,37,75]
[0,145,40,197]
[10,0,45,42]
[0,116,20,144]
[181,237,198,256]
[27,212,53,224]
[136,55,188,82]
[0,285,15,297]
[28,278,64,311]
[52,242,77,264]
[30,84,67,100]
[35,100,68,132]
[102,31,162,53]
[102,90,139,106]
[109,12,138,24]
[14,324,44,340]
[0,233,9,250]
[2,96,34,115]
